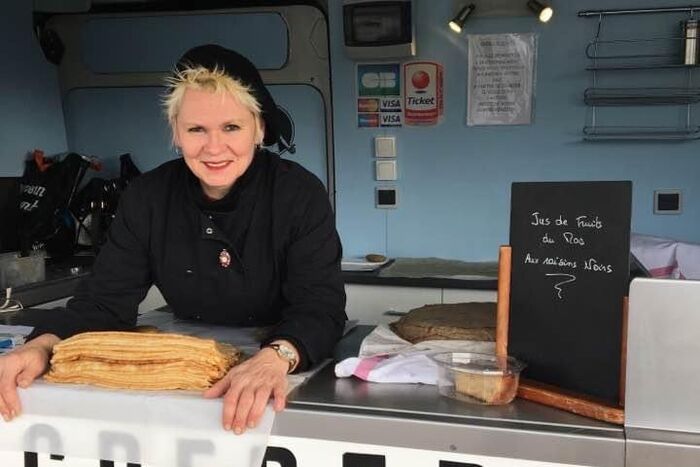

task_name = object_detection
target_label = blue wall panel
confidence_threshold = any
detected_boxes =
[82,14,288,72]
[0,0,67,175]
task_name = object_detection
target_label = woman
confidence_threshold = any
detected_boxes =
[0,44,346,435]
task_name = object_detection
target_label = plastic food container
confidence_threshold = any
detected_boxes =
[431,352,526,405]
[0,251,46,289]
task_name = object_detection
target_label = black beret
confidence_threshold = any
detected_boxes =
[176,44,280,147]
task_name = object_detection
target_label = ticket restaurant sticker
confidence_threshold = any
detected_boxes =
[356,63,403,128]
[403,61,444,126]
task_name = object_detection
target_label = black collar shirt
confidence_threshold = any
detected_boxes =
[20,150,347,371]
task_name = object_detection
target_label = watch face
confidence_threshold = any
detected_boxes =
[278,345,295,360]
[270,344,296,367]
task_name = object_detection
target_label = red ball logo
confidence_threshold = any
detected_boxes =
[411,70,430,89]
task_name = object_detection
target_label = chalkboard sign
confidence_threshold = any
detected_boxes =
[509,181,632,404]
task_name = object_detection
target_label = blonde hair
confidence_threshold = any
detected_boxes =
[162,65,265,145]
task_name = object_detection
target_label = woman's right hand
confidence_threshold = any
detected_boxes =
[0,333,60,422]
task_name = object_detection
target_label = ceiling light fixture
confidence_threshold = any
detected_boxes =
[449,4,476,34]
[527,0,554,23]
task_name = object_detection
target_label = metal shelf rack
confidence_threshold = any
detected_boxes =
[584,87,700,106]
[579,5,700,141]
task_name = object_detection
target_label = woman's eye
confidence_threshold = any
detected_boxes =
[224,124,240,132]
[187,127,204,133]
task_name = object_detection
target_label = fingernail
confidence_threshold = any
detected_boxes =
[234,426,242,435]
[247,421,256,428]
[224,423,231,431]
[2,413,8,422]
[10,410,16,419]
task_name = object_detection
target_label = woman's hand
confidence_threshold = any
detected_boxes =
[203,345,290,434]
[0,333,60,422]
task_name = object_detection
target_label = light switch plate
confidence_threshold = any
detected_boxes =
[374,136,396,158]
[376,160,397,181]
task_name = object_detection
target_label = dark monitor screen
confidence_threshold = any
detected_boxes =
[344,2,412,47]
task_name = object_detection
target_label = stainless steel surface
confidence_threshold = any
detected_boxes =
[290,364,621,433]
[583,125,700,141]
[584,87,700,106]
[584,36,687,62]
[282,363,624,466]
[626,428,700,467]
[684,19,699,65]
[0,252,46,289]
[627,427,700,445]
[626,278,700,434]
[581,7,700,142]
[579,6,700,17]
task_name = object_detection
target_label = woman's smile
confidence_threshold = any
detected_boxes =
[202,160,234,170]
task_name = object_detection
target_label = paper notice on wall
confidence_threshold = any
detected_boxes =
[356,63,403,128]
[403,61,444,126]
[467,33,536,126]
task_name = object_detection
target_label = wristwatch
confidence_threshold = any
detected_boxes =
[266,343,298,373]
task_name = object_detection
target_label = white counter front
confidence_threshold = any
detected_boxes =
[0,380,274,467]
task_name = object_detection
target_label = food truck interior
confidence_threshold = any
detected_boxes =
[0,0,699,466]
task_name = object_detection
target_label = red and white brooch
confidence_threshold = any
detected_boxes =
[218,249,231,268]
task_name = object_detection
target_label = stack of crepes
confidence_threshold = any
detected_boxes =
[45,331,241,391]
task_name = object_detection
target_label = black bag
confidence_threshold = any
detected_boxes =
[17,151,91,257]
[73,153,141,252]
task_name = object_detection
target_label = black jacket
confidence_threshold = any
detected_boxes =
[19,150,347,371]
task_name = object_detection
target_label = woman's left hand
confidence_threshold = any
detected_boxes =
[203,347,289,434]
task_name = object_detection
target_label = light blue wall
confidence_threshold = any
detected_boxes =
[82,14,288,73]
[0,0,67,175]
[329,0,700,260]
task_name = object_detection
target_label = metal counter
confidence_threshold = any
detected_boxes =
[271,326,625,467]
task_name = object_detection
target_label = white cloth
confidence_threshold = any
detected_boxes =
[335,325,494,384]
[631,233,700,279]
[676,241,700,280]
[335,353,439,384]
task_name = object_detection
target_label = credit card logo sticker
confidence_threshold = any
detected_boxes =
[358,113,380,128]
[358,98,380,113]
[380,113,402,126]
[356,63,404,127]
[380,98,402,111]
[358,64,401,97]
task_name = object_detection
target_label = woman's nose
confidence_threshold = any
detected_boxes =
[204,131,224,153]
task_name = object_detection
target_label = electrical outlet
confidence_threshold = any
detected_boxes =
[376,187,398,209]
[654,189,682,214]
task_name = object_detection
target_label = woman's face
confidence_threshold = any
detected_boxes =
[174,87,261,200]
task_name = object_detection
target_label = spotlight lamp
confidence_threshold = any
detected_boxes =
[449,4,476,34]
[527,0,554,23]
